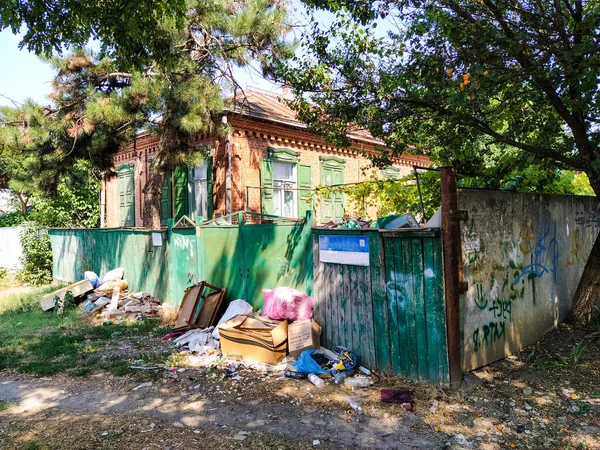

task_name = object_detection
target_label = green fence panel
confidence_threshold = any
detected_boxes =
[197,214,314,309]
[312,229,377,369]
[197,224,245,302]
[170,226,200,307]
[313,228,448,384]
[381,230,449,384]
[48,228,171,303]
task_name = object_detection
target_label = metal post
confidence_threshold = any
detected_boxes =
[441,166,462,388]
[413,167,426,223]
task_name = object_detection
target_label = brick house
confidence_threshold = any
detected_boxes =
[103,88,430,228]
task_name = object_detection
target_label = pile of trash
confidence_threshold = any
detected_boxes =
[163,285,384,394]
[39,267,162,321]
[321,212,423,229]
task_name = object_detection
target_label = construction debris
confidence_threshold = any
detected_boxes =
[40,280,94,311]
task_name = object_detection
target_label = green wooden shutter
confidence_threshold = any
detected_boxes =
[319,157,345,223]
[118,175,126,225]
[320,166,334,223]
[206,156,214,219]
[297,164,312,219]
[174,167,189,221]
[160,172,172,226]
[261,158,274,215]
[118,165,134,227]
[332,167,344,221]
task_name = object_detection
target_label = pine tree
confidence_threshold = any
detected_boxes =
[1,0,293,228]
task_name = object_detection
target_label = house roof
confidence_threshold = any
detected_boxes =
[226,88,384,145]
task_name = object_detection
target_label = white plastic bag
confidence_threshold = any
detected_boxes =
[99,267,124,285]
[212,299,253,339]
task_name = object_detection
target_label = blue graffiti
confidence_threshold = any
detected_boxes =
[514,220,559,285]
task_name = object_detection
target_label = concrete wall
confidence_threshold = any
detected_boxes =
[459,189,600,372]
[0,226,23,270]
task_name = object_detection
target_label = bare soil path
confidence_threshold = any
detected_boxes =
[0,373,441,450]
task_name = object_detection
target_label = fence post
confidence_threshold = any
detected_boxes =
[441,167,462,388]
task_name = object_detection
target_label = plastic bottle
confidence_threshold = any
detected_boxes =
[284,370,306,380]
[358,366,372,376]
[308,373,325,388]
[344,376,372,388]
[333,371,348,384]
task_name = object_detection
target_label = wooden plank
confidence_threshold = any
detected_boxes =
[325,263,334,349]
[411,238,429,382]
[349,265,360,360]
[359,253,375,368]
[423,237,441,382]
[372,234,391,371]
[313,236,325,329]
[40,280,94,311]
[388,238,405,375]
[433,236,450,383]
[336,264,346,350]
[401,237,419,380]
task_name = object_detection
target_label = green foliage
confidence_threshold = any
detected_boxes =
[17,223,53,286]
[316,170,441,220]
[1,0,294,227]
[0,0,187,69]
[572,341,585,366]
[27,162,100,228]
[0,211,26,227]
[281,1,600,194]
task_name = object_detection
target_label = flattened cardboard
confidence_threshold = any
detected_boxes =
[219,314,288,365]
[287,319,322,358]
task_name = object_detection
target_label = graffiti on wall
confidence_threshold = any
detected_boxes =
[513,220,558,285]
[471,280,516,352]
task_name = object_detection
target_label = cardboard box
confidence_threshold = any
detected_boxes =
[218,314,288,365]
[287,319,322,358]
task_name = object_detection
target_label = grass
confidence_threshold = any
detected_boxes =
[0,279,168,378]
[0,399,15,411]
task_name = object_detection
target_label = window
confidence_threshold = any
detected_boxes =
[117,164,135,226]
[319,156,345,223]
[272,161,297,218]
[189,163,208,220]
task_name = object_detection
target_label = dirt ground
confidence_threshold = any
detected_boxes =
[0,323,598,450]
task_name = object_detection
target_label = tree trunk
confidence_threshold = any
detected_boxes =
[569,231,600,325]
[142,168,166,229]
[142,123,176,229]
[569,176,600,325]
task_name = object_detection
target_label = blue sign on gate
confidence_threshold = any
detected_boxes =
[318,235,370,266]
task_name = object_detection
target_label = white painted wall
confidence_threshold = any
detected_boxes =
[0,226,23,270]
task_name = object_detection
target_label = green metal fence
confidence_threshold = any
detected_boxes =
[48,228,171,302]
[196,212,314,309]
[312,228,449,383]
[48,212,314,309]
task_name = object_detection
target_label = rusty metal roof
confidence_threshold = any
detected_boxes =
[226,88,384,145]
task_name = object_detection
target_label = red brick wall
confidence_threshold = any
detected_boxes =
[105,119,427,227]
[228,118,416,222]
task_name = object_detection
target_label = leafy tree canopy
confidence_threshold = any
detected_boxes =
[0,0,187,68]
[1,0,293,228]
[279,0,600,194]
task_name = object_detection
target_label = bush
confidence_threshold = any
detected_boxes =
[17,222,53,285]
[0,211,27,227]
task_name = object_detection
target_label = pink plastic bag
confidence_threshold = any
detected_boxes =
[262,287,314,321]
